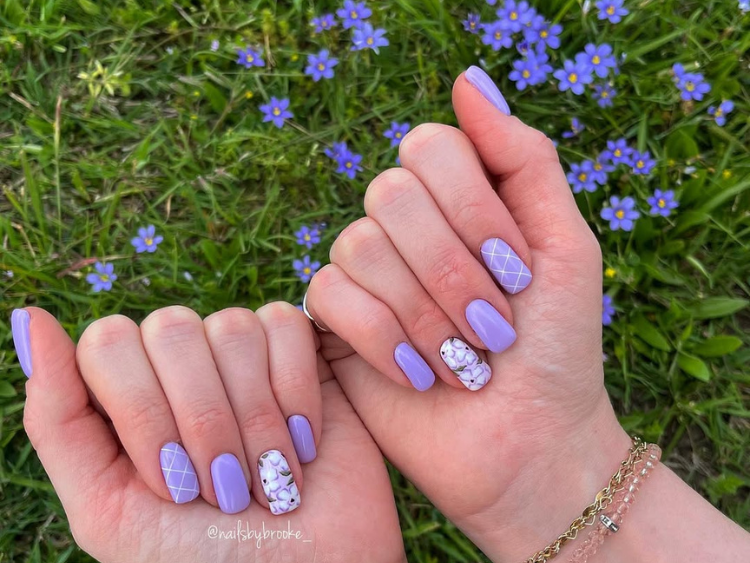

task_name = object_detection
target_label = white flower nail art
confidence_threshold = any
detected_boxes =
[259,449,300,515]
[440,338,492,391]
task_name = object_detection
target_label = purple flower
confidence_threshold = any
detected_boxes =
[236,46,265,68]
[554,59,593,95]
[630,150,656,175]
[260,97,293,129]
[595,152,616,173]
[567,161,597,193]
[86,262,117,292]
[740,0,750,13]
[590,158,609,185]
[593,83,616,107]
[293,255,320,283]
[602,295,616,326]
[708,100,734,126]
[672,63,687,83]
[606,138,633,165]
[384,122,410,147]
[337,0,372,29]
[525,17,562,50]
[676,72,711,101]
[496,0,534,33]
[131,225,164,254]
[508,51,551,89]
[463,13,482,34]
[295,225,321,249]
[324,141,350,161]
[601,196,640,231]
[305,49,339,82]
[312,13,336,33]
[647,189,679,217]
[577,43,617,78]
[336,151,363,179]
[210,40,220,52]
[595,0,629,24]
[481,21,514,51]
[562,117,585,138]
[351,23,389,53]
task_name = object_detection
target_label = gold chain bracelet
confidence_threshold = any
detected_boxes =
[522,436,649,563]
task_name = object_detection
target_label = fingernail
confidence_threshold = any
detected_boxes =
[288,415,317,464]
[465,66,511,115]
[465,300,517,353]
[11,309,32,378]
[160,442,200,504]
[211,453,251,514]
[259,450,301,515]
[480,238,532,294]
[394,342,436,391]
[440,338,492,391]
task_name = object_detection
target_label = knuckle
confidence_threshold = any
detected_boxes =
[126,395,174,437]
[528,128,560,163]
[256,301,304,331]
[406,300,447,338]
[449,193,489,232]
[183,401,234,441]
[141,305,202,341]
[426,247,477,297]
[307,264,342,297]
[78,315,139,359]
[400,123,460,163]
[270,365,311,398]
[364,167,419,216]
[237,402,282,437]
[331,217,386,267]
[204,308,262,353]
[358,304,394,341]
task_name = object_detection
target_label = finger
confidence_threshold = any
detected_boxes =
[17,308,130,518]
[364,168,517,354]
[453,67,593,251]
[203,307,302,516]
[256,302,322,463]
[76,314,200,505]
[140,306,250,514]
[399,123,532,295]
[330,217,491,391]
[307,264,436,392]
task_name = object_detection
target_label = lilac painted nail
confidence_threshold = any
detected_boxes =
[394,342,436,391]
[465,299,517,354]
[160,442,200,504]
[11,309,32,378]
[259,450,301,515]
[288,415,316,464]
[481,238,532,294]
[440,338,492,391]
[465,66,511,115]
[211,453,251,514]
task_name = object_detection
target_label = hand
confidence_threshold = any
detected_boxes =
[17,304,404,563]
[306,69,632,562]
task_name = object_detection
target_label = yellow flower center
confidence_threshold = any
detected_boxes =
[592,55,601,65]
[601,91,609,98]
[470,22,476,29]
[495,31,502,39]
[395,132,402,138]
[594,163,603,171]
[273,108,281,116]
[715,108,723,117]
[303,267,312,275]
[658,198,666,208]
[100,274,110,282]
[246,54,254,63]
[578,173,587,181]
[523,70,530,78]
[614,149,622,157]
[346,162,353,169]
[607,5,615,15]
[510,11,518,20]
[540,30,548,38]
[569,73,578,83]
[367,37,374,45]
[144,237,153,246]
[304,234,311,241]
[615,210,625,219]
[636,159,644,168]
[686,82,695,92]
[350,11,358,18]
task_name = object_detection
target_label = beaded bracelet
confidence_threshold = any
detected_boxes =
[567,443,662,563]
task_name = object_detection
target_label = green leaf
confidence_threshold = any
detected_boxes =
[279,470,291,476]
[77,0,101,15]
[691,297,749,319]
[631,315,671,351]
[0,381,18,397]
[677,353,711,382]
[692,336,743,358]
[204,83,227,114]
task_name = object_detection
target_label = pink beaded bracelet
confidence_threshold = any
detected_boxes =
[567,443,662,563]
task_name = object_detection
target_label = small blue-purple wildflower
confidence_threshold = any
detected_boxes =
[305,50,339,82]
[295,225,322,249]
[562,117,585,138]
[708,100,734,126]
[601,196,640,231]
[336,151,363,179]
[602,295,616,326]
[131,225,163,254]
[630,150,656,175]
[590,159,609,185]
[647,189,679,217]
[593,83,616,107]
[525,17,562,50]
[740,0,750,13]
[351,23,389,53]
[463,13,482,34]
[595,152,616,174]
[260,97,293,129]
[595,0,629,24]
[236,46,264,68]
[577,43,617,78]
[567,161,598,193]
[384,122,410,148]
[606,138,633,165]
[293,255,320,283]
[481,21,514,51]
[325,142,350,161]
[509,51,551,89]
[210,40,220,52]
[496,0,535,33]
[554,59,593,95]
[87,262,117,292]
[676,72,711,101]
[312,13,337,33]
[337,0,372,29]
[672,63,687,83]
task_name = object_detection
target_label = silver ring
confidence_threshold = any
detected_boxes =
[302,292,329,332]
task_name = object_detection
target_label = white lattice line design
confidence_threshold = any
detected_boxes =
[481,239,532,294]
[161,443,199,503]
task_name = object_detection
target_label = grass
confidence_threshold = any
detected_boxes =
[1,0,749,561]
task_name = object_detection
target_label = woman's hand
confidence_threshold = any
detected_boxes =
[306,69,632,562]
[18,304,404,563]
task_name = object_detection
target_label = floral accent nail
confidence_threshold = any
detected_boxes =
[259,450,301,515]
[440,338,492,391]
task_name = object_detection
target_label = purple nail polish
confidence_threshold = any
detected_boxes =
[480,238,532,294]
[465,66,511,115]
[465,300,517,353]
[11,309,32,378]
[160,442,200,504]
[394,342,435,391]
[211,453,251,514]
[288,415,316,464]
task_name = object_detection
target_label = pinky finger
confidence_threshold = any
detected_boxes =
[307,265,436,392]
